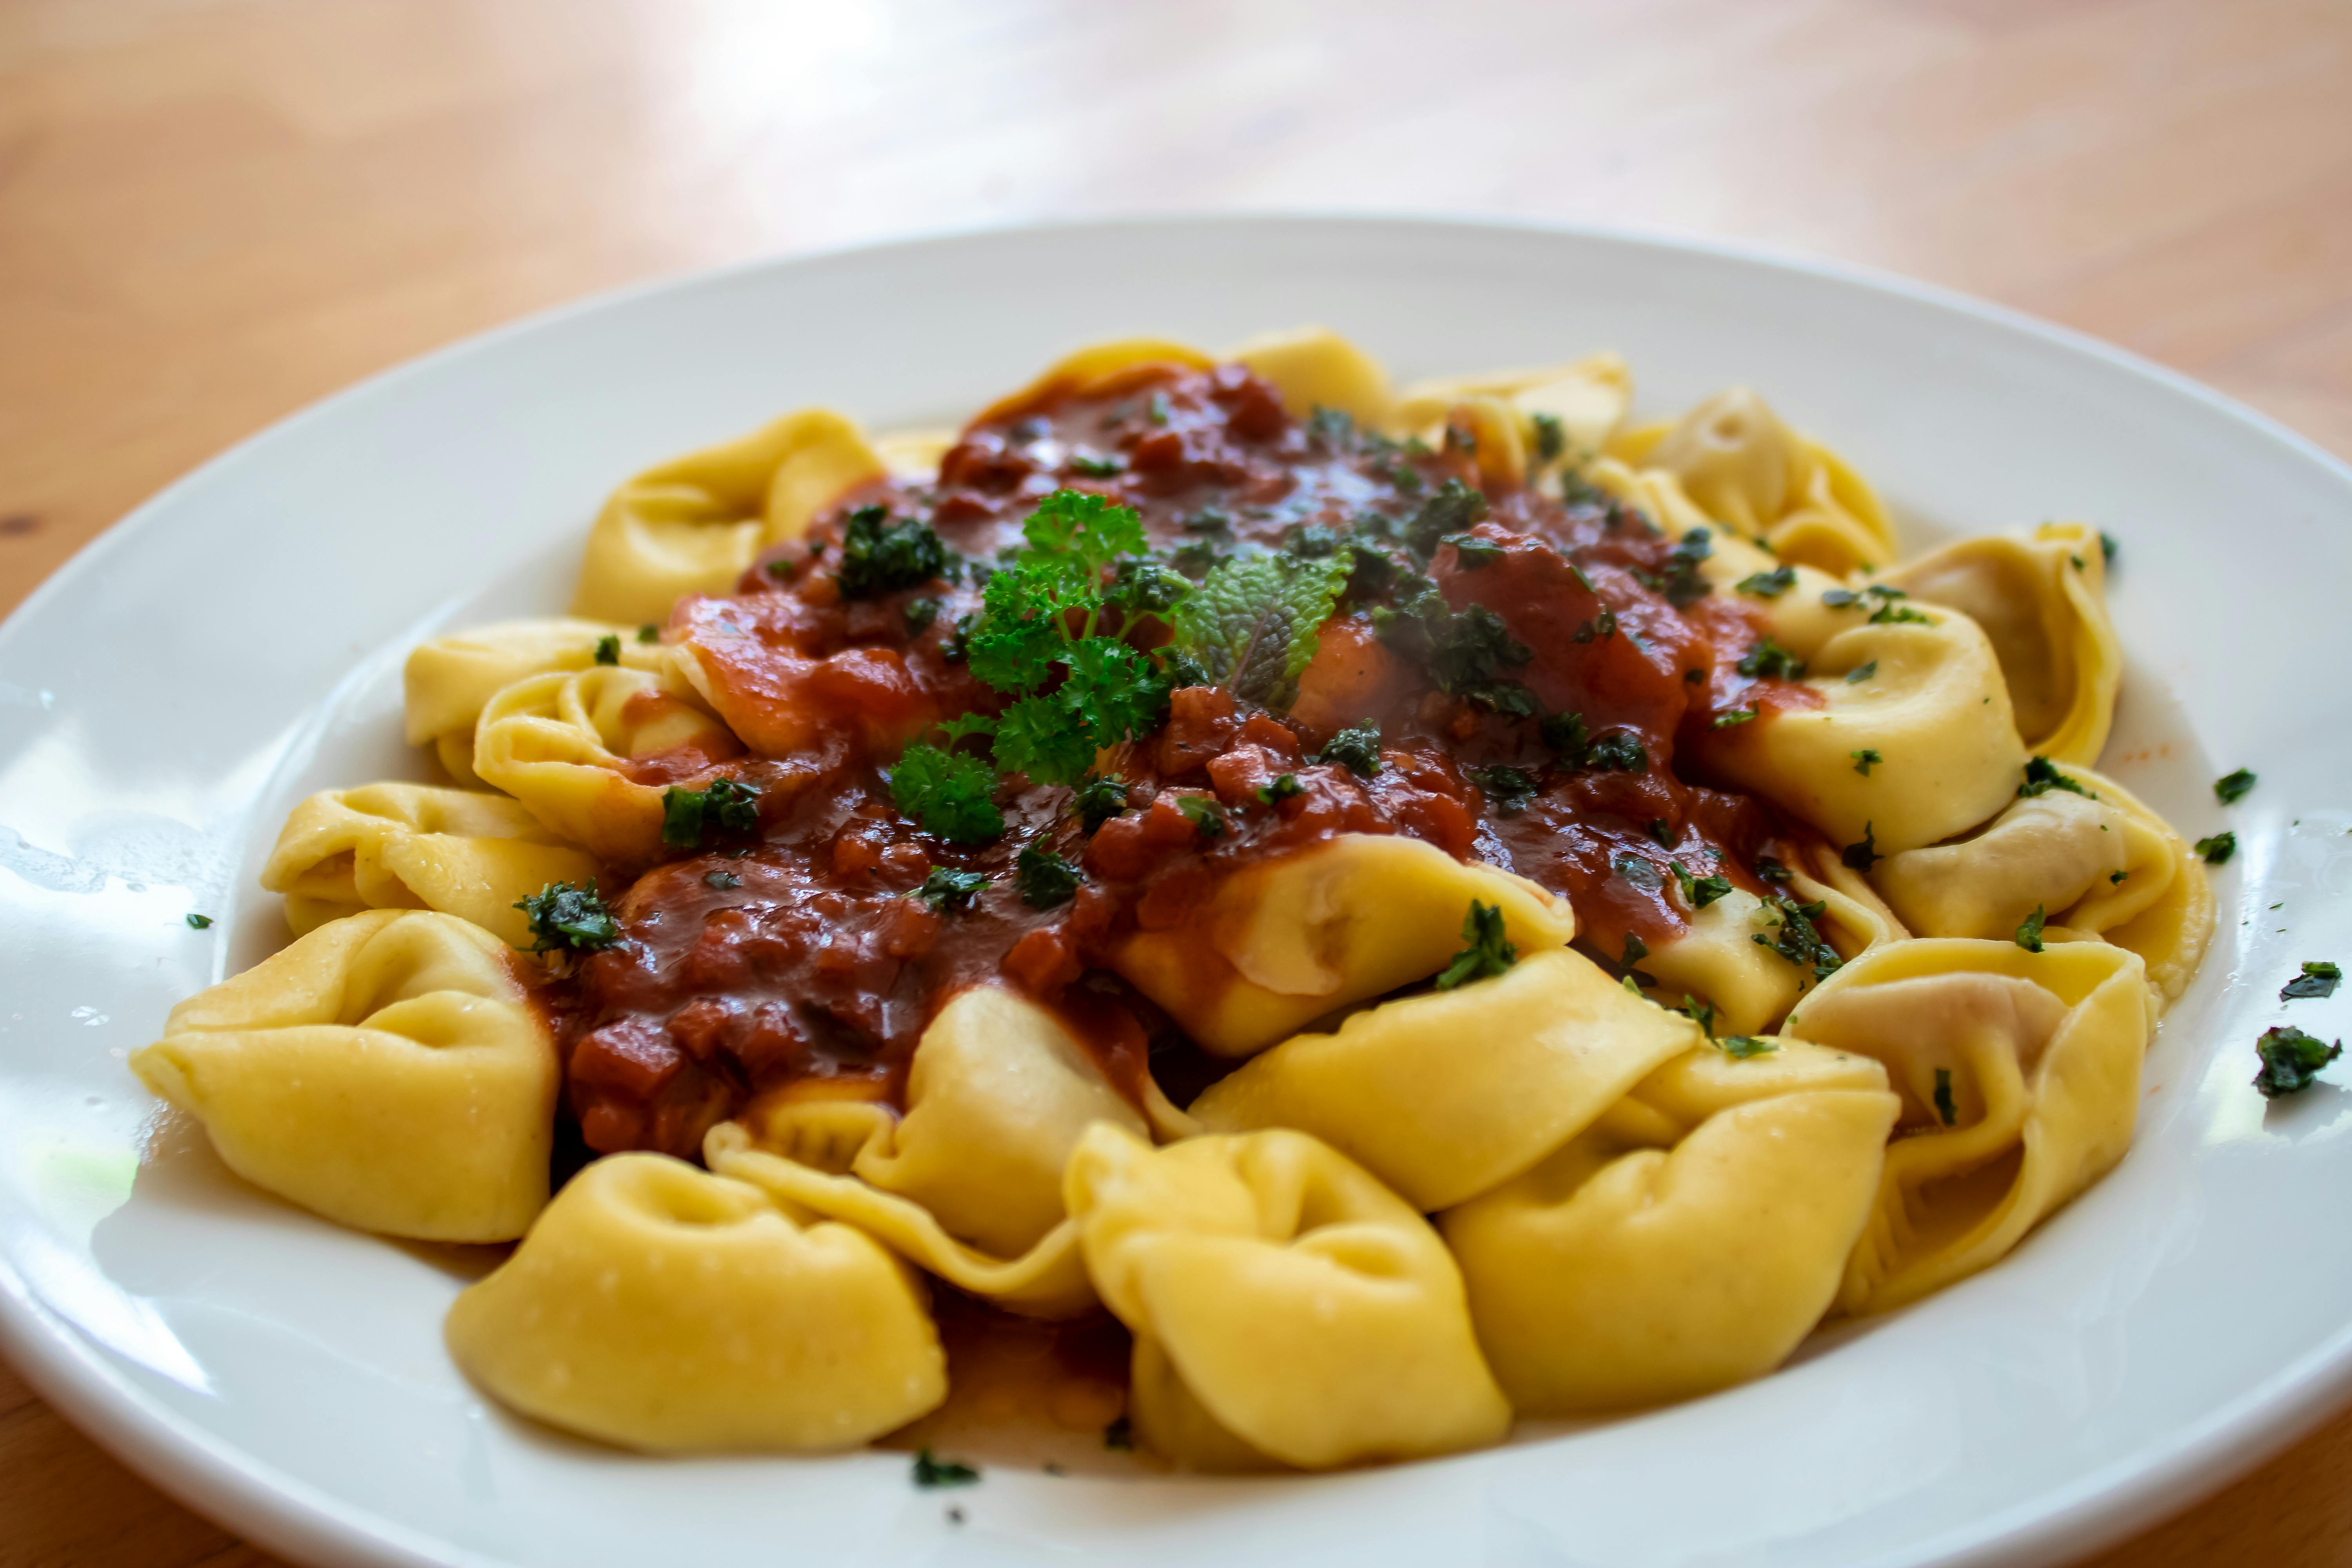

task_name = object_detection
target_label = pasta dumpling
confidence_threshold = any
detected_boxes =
[1191,949,1700,1211]
[1637,889,1808,1036]
[573,410,887,624]
[1396,351,1633,474]
[404,618,662,784]
[1885,522,2121,765]
[129,909,556,1242]
[1064,1123,1511,1470]
[1226,325,1397,427]
[1693,608,2027,853]
[1870,762,2212,1008]
[472,664,746,864]
[702,985,1147,1318]
[1784,936,2153,1314]
[446,1153,945,1452]
[1443,1040,1898,1413]
[1612,388,1895,575]
[975,337,1218,423]
[1110,833,1577,1058]
[260,781,603,949]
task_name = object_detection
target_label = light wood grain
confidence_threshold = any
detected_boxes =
[4,1,2351,1563]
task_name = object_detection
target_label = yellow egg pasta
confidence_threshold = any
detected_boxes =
[1694,607,2028,854]
[573,410,887,624]
[1885,522,2122,764]
[1397,351,1633,472]
[1064,1123,1511,1470]
[130,909,556,1242]
[472,664,744,864]
[1225,325,1398,428]
[1191,948,1700,1210]
[404,617,667,784]
[260,781,603,948]
[446,1153,945,1452]
[1443,1040,1898,1413]
[1785,937,2153,1314]
[701,985,1148,1318]
[1111,833,1577,1058]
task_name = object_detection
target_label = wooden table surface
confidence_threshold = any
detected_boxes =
[5,0,2352,1563]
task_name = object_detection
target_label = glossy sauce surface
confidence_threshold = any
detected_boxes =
[560,362,1821,1156]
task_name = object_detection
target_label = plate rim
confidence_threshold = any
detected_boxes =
[5,209,2350,1568]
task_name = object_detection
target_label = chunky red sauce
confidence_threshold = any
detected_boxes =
[558,361,1825,1158]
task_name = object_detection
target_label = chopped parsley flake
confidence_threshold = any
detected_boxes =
[2254,1025,2342,1098]
[1318,723,1382,777]
[2016,904,2047,953]
[1103,1416,1135,1451]
[1436,900,1519,989]
[1721,1034,1777,1059]
[1844,661,1878,684]
[916,867,989,913]
[2100,530,2118,564]
[1471,765,1539,815]
[1530,412,1566,464]
[184,912,213,929]
[836,505,950,601]
[661,778,761,848]
[1672,864,1734,909]
[2194,831,2236,866]
[1851,748,1882,775]
[2018,756,2091,798]
[1933,1067,1957,1126]
[1014,844,1082,909]
[1735,637,1806,681]
[1254,772,1305,807]
[2214,768,2257,805]
[1583,731,1648,773]
[902,596,941,636]
[1648,818,1680,849]
[2281,961,2342,1002]
[1659,528,1713,606]
[1676,995,1717,1036]
[1067,452,1123,477]
[1443,533,1504,568]
[1841,822,1881,873]
[1614,855,1664,893]
[1752,893,1842,979]
[593,634,620,665]
[1176,795,1228,839]
[703,869,741,890]
[1710,708,1757,729]
[1403,478,1489,558]
[515,881,619,954]
[1755,855,1792,884]
[889,744,1004,844]
[1736,565,1797,598]
[913,1450,980,1488]
[1074,774,1130,832]
[1540,710,1589,759]
[637,624,660,643]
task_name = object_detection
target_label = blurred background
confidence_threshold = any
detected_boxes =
[3,0,2350,1562]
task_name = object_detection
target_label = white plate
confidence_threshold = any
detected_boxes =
[4,216,2350,1568]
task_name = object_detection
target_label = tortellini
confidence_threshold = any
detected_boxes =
[1613,388,1895,574]
[1191,949,1699,1211]
[1872,762,2212,1009]
[1885,522,2121,765]
[1111,833,1577,1058]
[1694,608,2027,853]
[404,617,664,784]
[472,663,746,864]
[702,985,1147,1318]
[1227,325,1397,427]
[129,910,557,1242]
[1396,351,1633,477]
[446,1153,946,1452]
[1065,1123,1511,1470]
[573,410,887,624]
[1785,937,2153,1314]
[1443,1041,1898,1413]
[1637,890,1809,1037]
[975,336,1218,423]
[260,781,603,948]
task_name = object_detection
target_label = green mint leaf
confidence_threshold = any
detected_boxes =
[1172,548,1352,708]
[1435,900,1518,989]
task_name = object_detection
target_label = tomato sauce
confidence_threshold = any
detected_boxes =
[555,361,1825,1158]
